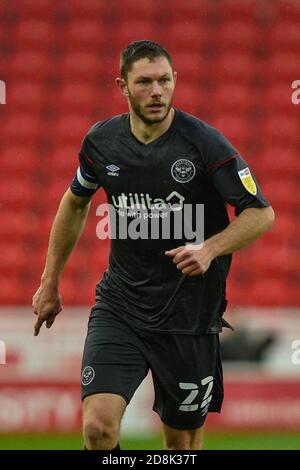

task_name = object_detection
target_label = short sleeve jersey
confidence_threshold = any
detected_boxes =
[71,110,270,334]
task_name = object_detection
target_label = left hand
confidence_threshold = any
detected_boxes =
[165,243,214,276]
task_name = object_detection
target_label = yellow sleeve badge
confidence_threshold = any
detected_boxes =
[238,167,257,195]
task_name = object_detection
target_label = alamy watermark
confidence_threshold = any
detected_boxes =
[291,80,300,105]
[0,340,6,364]
[291,340,300,365]
[95,196,204,244]
[0,80,6,104]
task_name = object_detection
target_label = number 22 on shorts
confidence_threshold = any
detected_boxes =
[179,376,214,414]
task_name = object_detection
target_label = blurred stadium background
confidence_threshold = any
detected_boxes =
[0,0,300,450]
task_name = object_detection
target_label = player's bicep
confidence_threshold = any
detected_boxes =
[211,156,270,216]
[65,187,92,209]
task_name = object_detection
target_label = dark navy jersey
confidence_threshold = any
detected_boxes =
[70,109,270,334]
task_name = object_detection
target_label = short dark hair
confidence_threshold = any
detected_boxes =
[120,40,173,80]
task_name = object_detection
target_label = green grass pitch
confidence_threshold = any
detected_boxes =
[0,431,299,450]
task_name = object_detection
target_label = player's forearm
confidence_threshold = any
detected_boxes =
[205,206,275,258]
[41,189,91,287]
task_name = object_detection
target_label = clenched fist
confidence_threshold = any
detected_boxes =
[165,243,214,276]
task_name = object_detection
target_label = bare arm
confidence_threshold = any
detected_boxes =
[205,206,275,258]
[165,206,275,276]
[32,189,92,335]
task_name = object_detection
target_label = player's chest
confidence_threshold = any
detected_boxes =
[95,145,207,197]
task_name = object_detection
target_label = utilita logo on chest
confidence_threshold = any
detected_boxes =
[106,164,120,176]
[111,191,185,211]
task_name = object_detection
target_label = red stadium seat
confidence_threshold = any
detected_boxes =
[0,278,28,304]
[44,178,71,206]
[9,82,48,112]
[261,178,298,212]
[64,20,105,50]
[34,214,57,242]
[3,113,40,145]
[263,114,299,145]
[227,279,252,306]
[275,0,300,21]
[262,213,297,245]
[1,146,37,176]
[214,84,257,113]
[10,52,52,79]
[0,176,37,210]
[49,145,79,175]
[115,22,158,49]
[258,146,300,178]
[62,0,107,19]
[0,0,8,16]
[173,52,204,82]
[60,52,102,81]
[164,0,213,21]
[214,22,258,51]
[227,242,295,307]
[60,273,96,305]
[0,22,13,48]
[265,83,296,112]
[59,275,78,304]
[267,21,300,52]
[248,278,290,306]
[175,84,202,110]
[0,243,28,276]
[267,53,299,82]
[57,83,98,113]
[227,264,293,307]
[52,114,93,146]
[15,20,57,50]
[13,0,55,19]
[288,283,300,306]
[0,210,40,243]
[249,245,298,279]
[212,114,249,147]
[168,22,206,52]
[217,0,258,20]
[118,0,157,20]
[214,52,257,83]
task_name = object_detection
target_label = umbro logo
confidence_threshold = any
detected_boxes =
[106,164,120,176]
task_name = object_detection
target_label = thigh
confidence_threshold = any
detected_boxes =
[149,333,223,430]
[83,392,127,426]
[81,303,149,404]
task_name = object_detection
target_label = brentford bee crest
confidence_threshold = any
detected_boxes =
[81,366,95,386]
[171,159,196,183]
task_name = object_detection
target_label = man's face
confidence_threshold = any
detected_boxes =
[124,56,176,125]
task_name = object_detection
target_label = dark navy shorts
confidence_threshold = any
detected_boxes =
[81,302,224,430]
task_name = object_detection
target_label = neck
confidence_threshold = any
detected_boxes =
[129,107,175,144]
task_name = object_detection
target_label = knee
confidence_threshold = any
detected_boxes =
[166,440,202,450]
[165,431,202,450]
[83,417,119,450]
[166,441,201,450]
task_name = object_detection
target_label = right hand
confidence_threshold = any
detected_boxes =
[32,283,62,336]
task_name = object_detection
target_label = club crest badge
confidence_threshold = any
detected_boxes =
[238,167,257,195]
[171,159,196,183]
[81,366,95,386]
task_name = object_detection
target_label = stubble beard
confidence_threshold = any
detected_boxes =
[128,90,173,125]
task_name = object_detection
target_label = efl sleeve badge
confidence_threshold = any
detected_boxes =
[238,167,257,195]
